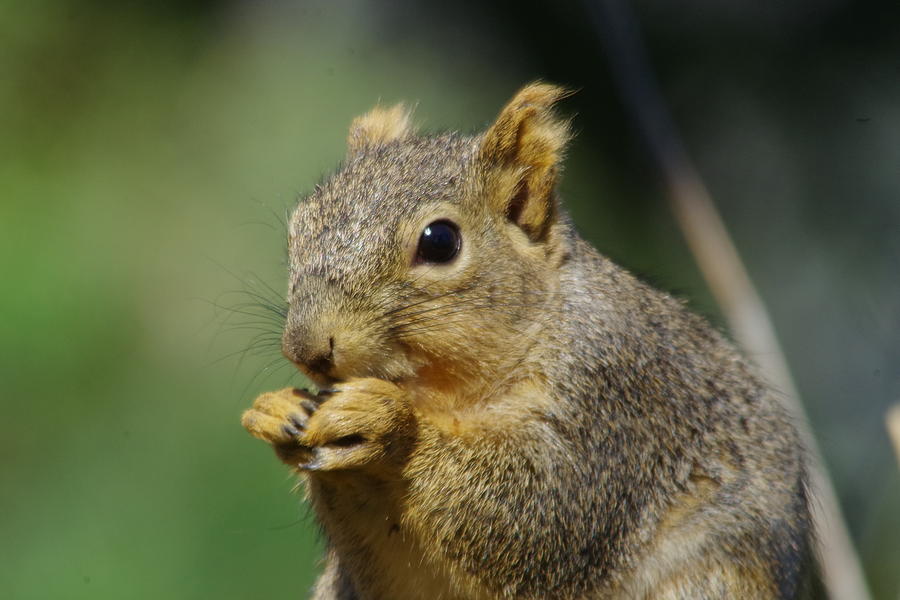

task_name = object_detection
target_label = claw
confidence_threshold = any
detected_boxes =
[299,448,323,471]
[282,423,301,438]
[300,399,318,414]
[289,413,306,430]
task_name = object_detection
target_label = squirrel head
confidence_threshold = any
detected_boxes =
[284,83,571,394]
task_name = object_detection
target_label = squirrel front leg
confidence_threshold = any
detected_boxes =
[243,380,414,600]
[242,378,416,473]
[241,387,317,467]
[300,378,416,473]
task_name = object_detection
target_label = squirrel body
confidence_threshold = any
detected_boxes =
[241,84,813,599]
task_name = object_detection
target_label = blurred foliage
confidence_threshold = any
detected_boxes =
[1,0,897,598]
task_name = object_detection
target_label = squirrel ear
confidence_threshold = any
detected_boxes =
[478,82,571,242]
[347,103,414,154]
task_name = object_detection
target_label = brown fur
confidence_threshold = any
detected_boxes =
[242,83,813,599]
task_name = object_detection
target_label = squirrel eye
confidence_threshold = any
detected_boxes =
[416,220,460,264]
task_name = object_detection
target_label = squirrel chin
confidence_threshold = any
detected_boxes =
[292,358,418,390]
[289,361,337,389]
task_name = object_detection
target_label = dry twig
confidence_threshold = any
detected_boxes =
[887,404,900,470]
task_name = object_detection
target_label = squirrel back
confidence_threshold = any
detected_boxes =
[241,83,813,599]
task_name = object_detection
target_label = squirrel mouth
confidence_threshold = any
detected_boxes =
[282,347,338,387]
[290,359,338,388]
[282,331,417,387]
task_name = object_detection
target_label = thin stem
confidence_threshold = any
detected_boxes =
[887,404,900,472]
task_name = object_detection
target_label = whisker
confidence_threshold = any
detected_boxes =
[240,355,293,398]
[383,285,473,317]
[201,298,286,322]
[388,294,573,331]
[205,340,283,368]
[219,324,283,335]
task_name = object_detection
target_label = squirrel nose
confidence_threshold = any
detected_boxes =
[282,327,335,377]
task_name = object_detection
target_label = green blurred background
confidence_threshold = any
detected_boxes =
[2,0,898,598]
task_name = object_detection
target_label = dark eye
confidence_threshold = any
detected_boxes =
[416,220,461,264]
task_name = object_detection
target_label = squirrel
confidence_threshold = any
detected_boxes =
[241,83,814,599]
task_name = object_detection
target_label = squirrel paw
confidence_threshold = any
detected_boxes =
[241,387,322,467]
[300,378,414,472]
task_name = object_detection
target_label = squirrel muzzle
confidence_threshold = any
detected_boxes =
[282,321,335,383]
[282,277,416,385]
[281,274,343,384]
